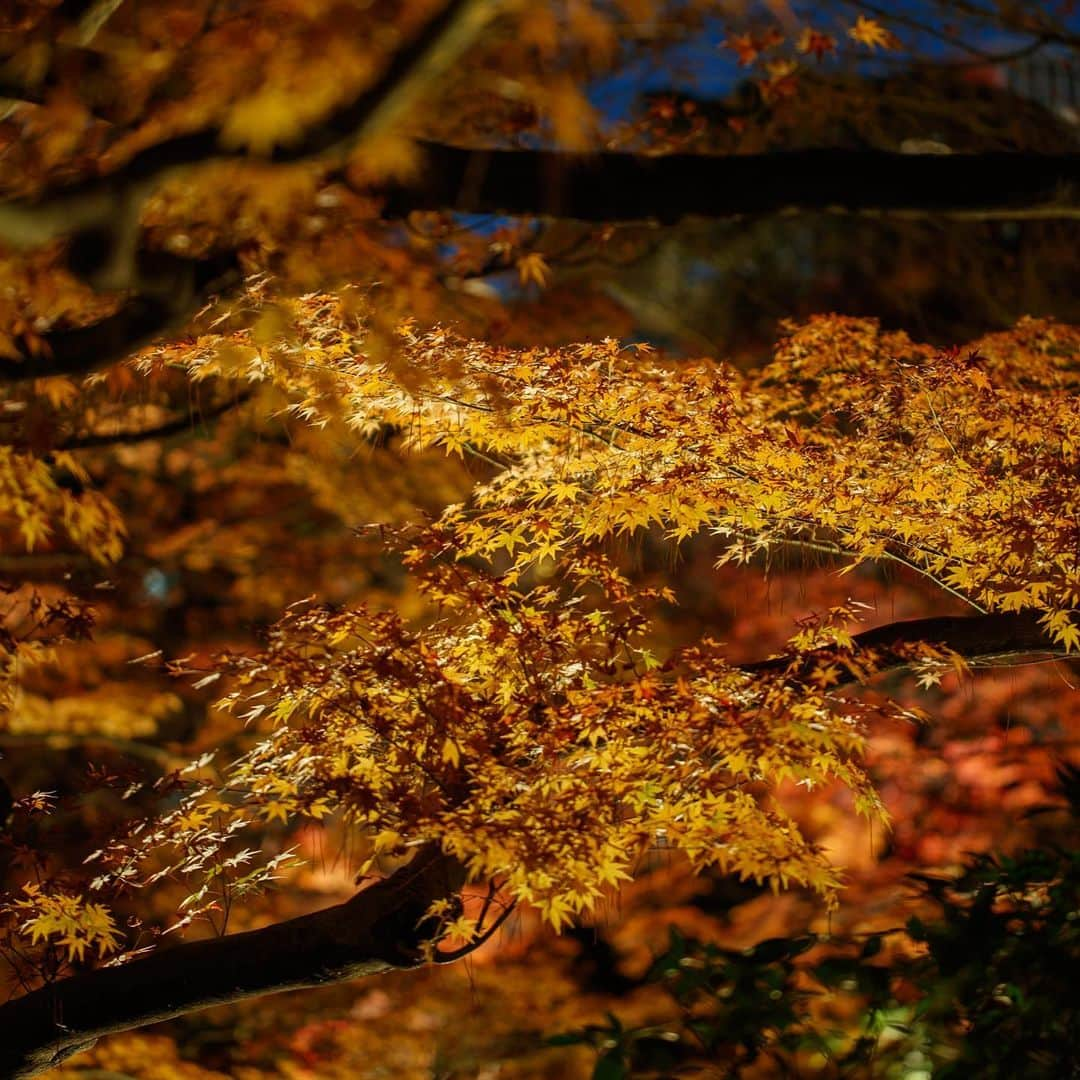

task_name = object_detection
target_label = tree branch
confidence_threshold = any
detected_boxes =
[0,734,183,772]
[382,144,1080,223]
[0,296,172,384]
[0,845,465,1080]
[13,143,1069,381]
[742,610,1064,687]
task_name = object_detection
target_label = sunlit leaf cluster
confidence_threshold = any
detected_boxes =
[81,294,1073,927]
[0,447,125,561]
[152,295,1080,643]
[137,548,901,929]
[3,882,122,964]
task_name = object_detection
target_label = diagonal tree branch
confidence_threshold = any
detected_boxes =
[0,0,504,259]
[0,248,242,384]
[0,295,175,384]
[0,845,465,1080]
[0,0,507,383]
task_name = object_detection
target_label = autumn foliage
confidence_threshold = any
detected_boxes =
[1,1,1080,1077]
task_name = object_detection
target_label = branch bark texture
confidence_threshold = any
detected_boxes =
[384,144,1080,223]
[0,846,464,1079]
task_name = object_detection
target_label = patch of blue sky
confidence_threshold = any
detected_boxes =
[587,2,1080,122]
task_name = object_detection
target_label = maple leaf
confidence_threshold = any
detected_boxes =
[516,253,552,289]
[725,32,761,66]
[796,28,837,60]
[759,59,800,102]
[848,14,900,50]
[723,28,783,67]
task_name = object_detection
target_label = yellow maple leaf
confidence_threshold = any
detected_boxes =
[260,800,291,825]
[441,737,461,767]
[516,253,552,289]
[848,14,900,50]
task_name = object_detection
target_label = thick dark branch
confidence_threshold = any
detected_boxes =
[383,144,1080,223]
[0,846,464,1080]
[742,610,1063,687]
